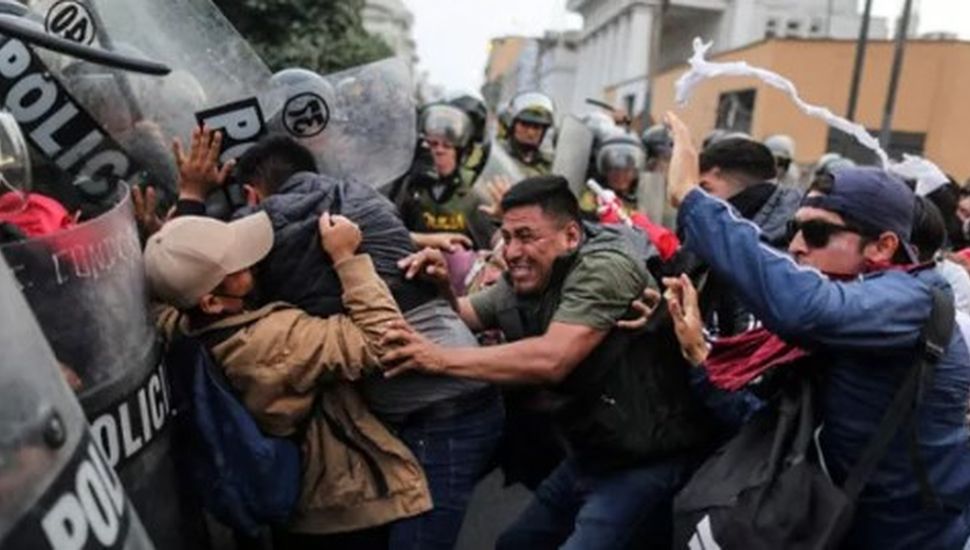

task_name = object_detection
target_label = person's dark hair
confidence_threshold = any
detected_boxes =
[500,175,580,225]
[699,138,776,185]
[234,136,317,195]
[925,180,964,250]
[911,195,946,263]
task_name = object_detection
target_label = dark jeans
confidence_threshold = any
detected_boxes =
[497,455,691,550]
[388,389,504,550]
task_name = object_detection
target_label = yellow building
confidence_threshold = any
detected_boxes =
[651,38,970,181]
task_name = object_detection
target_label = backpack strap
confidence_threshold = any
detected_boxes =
[841,287,954,502]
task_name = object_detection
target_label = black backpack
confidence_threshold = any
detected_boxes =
[672,288,954,550]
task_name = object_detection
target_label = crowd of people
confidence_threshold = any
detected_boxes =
[6,78,970,550]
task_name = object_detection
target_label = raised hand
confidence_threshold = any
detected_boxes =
[173,125,235,201]
[664,111,701,208]
[131,185,163,237]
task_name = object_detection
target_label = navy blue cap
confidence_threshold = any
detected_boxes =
[801,166,917,260]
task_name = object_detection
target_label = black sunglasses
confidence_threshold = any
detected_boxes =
[786,219,869,248]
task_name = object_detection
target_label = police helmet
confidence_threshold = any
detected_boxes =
[641,124,673,160]
[508,92,555,127]
[445,91,487,143]
[596,133,646,176]
[764,134,795,161]
[420,104,474,150]
[582,111,618,147]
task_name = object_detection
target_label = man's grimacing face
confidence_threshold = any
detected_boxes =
[500,204,580,295]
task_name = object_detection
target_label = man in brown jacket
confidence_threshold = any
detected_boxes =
[144,209,431,548]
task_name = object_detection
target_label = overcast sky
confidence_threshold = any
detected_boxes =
[403,0,970,93]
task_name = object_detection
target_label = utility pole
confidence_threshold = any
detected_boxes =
[845,0,874,122]
[879,0,915,151]
[827,0,834,36]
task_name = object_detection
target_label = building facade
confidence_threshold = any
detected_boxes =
[362,0,418,72]
[650,38,970,181]
[567,0,890,122]
[481,36,536,113]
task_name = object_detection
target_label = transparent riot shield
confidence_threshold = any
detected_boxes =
[21,0,272,210]
[0,184,200,548]
[637,171,677,230]
[262,57,417,189]
[0,255,153,549]
[551,115,593,197]
[472,139,526,202]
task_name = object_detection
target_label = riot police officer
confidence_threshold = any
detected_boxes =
[579,132,646,220]
[640,124,678,229]
[446,91,490,179]
[393,103,496,250]
[764,134,801,187]
[499,92,555,177]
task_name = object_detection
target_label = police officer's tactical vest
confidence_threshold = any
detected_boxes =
[500,138,552,179]
[397,167,494,249]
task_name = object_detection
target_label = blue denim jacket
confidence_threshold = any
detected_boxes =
[678,188,970,549]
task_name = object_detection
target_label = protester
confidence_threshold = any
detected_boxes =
[144,210,431,548]
[686,136,801,337]
[912,195,970,314]
[383,175,714,548]
[664,110,970,549]
[923,179,970,251]
[445,92,491,178]
[232,136,502,550]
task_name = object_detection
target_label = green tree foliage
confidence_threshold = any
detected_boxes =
[213,0,393,74]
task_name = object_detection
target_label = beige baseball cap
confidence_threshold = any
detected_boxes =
[143,212,273,309]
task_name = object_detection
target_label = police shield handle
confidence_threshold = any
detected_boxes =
[665,111,701,208]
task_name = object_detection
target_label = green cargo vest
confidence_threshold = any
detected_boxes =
[495,224,715,471]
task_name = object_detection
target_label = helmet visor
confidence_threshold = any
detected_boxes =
[421,104,473,149]
[597,142,646,175]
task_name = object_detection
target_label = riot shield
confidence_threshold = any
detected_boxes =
[472,140,526,201]
[637,171,677,230]
[263,57,417,189]
[21,0,272,210]
[0,255,153,549]
[0,184,200,548]
[551,115,593,196]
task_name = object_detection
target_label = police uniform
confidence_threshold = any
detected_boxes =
[395,167,496,250]
[499,137,552,179]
